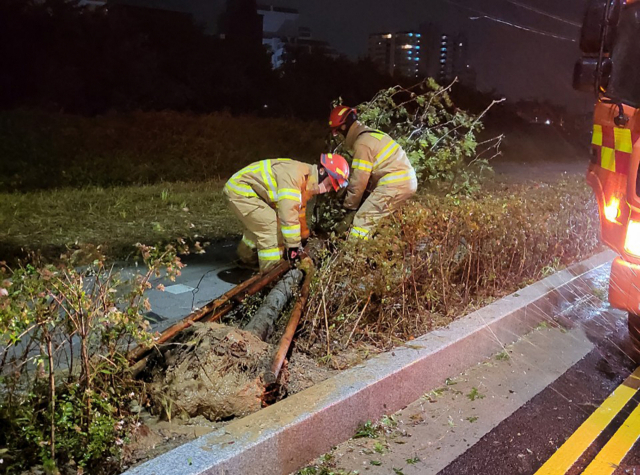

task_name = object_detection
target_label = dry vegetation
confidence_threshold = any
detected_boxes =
[299,179,600,360]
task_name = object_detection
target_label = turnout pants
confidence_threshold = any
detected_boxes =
[224,189,283,272]
[350,180,417,240]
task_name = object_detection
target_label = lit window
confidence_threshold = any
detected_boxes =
[416,46,420,49]
[414,57,419,61]
[384,34,392,39]
[409,33,413,36]
[459,43,463,46]
[416,34,421,37]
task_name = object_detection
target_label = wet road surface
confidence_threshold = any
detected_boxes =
[300,266,640,475]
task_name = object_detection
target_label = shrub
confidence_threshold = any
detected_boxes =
[300,179,600,357]
[0,243,185,474]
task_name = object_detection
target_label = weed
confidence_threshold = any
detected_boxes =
[370,460,382,466]
[536,321,549,330]
[393,469,405,475]
[467,388,486,401]
[406,457,420,464]
[373,442,385,454]
[495,350,510,361]
[380,415,398,428]
[466,416,479,423]
[354,421,379,439]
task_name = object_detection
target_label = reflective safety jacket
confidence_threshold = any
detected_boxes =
[343,122,417,211]
[224,159,319,248]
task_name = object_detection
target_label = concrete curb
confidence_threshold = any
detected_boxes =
[124,250,615,475]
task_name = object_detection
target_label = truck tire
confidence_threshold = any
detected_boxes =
[629,313,640,354]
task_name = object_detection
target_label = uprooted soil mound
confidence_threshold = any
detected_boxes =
[144,322,272,421]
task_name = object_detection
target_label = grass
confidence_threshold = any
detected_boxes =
[0,181,240,263]
[0,109,326,192]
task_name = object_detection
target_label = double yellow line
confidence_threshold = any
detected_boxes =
[535,367,640,475]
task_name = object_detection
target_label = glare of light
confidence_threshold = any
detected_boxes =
[416,34,421,37]
[545,119,551,125]
[384,34,392,39]
[625,220,640,257]
[401,44,413,49]
[604,197,621,223]
[409,33,414,36]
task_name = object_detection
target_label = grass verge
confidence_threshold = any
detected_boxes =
[0,109,325,191]
[0,181,239,263]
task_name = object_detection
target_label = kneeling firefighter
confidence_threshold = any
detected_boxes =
[330,106,417,240]
[224,155,350,271]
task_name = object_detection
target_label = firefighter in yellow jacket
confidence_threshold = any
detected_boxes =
[224,154,350,271]
[329,105,417,240]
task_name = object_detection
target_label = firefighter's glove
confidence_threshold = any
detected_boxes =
[285,246,304,263]
[334,209,357,235]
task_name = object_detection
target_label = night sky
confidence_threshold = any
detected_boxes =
[266,0,594,112]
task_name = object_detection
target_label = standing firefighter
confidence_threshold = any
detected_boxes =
[224,155,350,271]
[330,105,417,240]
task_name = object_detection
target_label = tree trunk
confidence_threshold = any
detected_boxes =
[244,269,303,341]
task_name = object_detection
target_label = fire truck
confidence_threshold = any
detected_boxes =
[574,0,640,350]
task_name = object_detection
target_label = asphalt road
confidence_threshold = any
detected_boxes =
[300,267,640,475]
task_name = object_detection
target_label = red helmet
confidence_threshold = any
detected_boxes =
[329,106,357,136]
[320,153,350,191]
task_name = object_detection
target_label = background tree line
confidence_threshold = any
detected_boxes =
[0,0,398,119]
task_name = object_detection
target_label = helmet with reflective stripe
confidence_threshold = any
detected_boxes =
[329,106,357,136]
[320,153,350,191]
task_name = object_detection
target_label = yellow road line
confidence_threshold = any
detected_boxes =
[534,367,640,475]
[581,401,640,475]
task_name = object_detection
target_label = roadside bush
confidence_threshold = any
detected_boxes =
[0,243,185,474]
[300,178,600,358]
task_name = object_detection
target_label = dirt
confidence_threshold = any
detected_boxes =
[285,351,336,395]
[143,322,272,421]
[122,413,221,471]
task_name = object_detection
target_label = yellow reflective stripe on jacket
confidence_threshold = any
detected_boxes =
[281,224,301,239]
[374,141,400,169]
[261,160,278,202]
[278,188,302,202]
[258,248,281,261]
[378,169,417,186]
[353,159,373,172]
[225,162,262,197]
[350,226,370,240]
[225,181,258,197]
